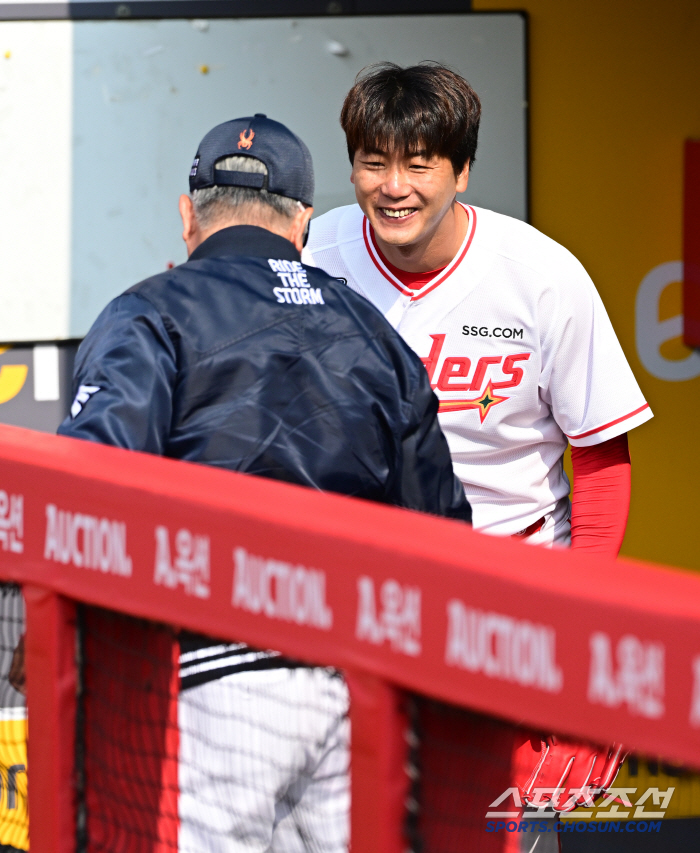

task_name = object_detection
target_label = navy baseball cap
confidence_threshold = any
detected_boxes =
[189,114,314,207]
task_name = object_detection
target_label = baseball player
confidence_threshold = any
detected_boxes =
[56,114,471,852]
[302,63,650,853]
[303,62,652,555]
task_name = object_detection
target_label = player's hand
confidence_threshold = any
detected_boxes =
[514,732,626,812]
[8,635,26,696]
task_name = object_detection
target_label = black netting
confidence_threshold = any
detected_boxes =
[77,606,350,853]
[76,607,179,852]
[408,698,519,853]
[72,605,686,853]
[407,697,570,853]
[407,698,695,853]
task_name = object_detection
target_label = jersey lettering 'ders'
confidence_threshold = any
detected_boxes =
[304,203,653,540]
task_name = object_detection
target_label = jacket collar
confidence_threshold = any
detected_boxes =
[188,225,300,263]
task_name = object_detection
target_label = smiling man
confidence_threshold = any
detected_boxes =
[303,60,644,852]
[304,62,653,554]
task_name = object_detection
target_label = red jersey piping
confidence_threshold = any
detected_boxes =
[362,223,413,296]
[375,253,447,289]
[362,204,477,301]
[566,403,650,440]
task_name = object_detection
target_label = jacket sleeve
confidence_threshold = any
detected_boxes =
[58,292,177,453]
[392,363,473,524]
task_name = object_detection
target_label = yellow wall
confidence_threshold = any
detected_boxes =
[472,0,700,570]
[0,716,28,851]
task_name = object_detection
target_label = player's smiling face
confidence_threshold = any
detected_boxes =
[351,147,469,268]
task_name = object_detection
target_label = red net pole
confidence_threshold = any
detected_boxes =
[345,671,408,853]
[24,587,77,853]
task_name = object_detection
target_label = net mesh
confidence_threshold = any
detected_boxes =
[0,592,689,853]
[407,698,522,853]
[77,606,350,853]
[77,608,179,853]
[74,607,575,853]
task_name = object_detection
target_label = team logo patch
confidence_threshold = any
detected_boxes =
[438,381,509,423]
[238,129,255,150]
[71,385,101,419]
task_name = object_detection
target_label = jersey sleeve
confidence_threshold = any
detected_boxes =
[541,261,652,447]
[58,292,177,453]
[302,205,360,278]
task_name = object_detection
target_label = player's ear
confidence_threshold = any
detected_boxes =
[455,160,470,194]
[179,194,200,256]
[287,204,314,253]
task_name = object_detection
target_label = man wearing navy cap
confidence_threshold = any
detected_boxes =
[57,115,471,852]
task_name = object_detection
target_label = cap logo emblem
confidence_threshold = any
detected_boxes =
[238,129,255,150]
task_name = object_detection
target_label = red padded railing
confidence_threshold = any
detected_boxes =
[0,423,699,852]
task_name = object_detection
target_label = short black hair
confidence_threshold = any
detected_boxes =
[340,62,481,175]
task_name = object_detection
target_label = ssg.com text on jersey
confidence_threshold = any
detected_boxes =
[462,326,524,339]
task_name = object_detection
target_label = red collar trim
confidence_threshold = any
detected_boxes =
[375,250,447,290]
[362,203,477,301]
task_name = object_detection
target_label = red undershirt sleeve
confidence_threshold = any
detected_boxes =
[570,433,631,555]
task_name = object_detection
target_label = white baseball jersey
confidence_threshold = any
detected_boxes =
[303,203,652,538]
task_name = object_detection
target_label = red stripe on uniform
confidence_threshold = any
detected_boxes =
[412,207,477,301]
[566,404,650,440]
[362,220,414,297]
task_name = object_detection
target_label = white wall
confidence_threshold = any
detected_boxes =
[0,22,73,341]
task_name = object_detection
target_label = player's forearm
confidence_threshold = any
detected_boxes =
[570,433,631,555]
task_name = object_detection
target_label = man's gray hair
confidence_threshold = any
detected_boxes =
[191,156,300,228]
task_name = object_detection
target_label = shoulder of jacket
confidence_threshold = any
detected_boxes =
[75,289,176,367]
[126,268,178,298]
[102,282,185,350]
[103,287,165,318]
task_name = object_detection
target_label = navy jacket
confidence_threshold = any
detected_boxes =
[60,225,471,524]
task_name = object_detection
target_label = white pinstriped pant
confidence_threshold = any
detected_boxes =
[178,667,350,853]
